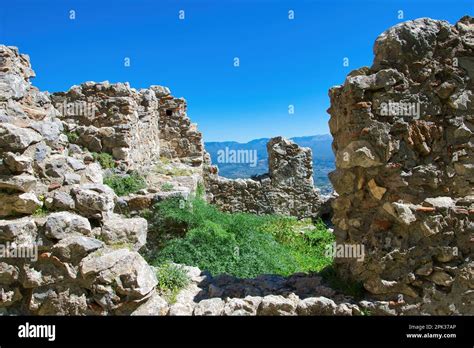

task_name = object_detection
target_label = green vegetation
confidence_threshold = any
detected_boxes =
[161,182,174,191]
[65,131,79,143]
[32,195,48,217]
[155,262,190,303]
[146,195,334,278]
[92,152,115,169]
[319,265,365,300]
[154,163,192,176]
[195,182,205,198]
[104,172,147,196]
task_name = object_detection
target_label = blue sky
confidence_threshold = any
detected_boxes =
[0,0,472,142]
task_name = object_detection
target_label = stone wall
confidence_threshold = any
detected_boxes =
[51,82,204,172]
[328,17,473,314]
[0,45,159,315]
[204,137,325,219]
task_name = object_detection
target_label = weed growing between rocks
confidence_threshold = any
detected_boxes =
[161,182,174,191]
[92,152,115,169]
[145,195,335,278]
[65,131,79,143]
[104,172,147,196]
[155,262,190,303]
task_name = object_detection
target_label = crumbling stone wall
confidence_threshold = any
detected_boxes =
[205,137,325,219]
[51,83,204,171]
[0,45,159,315]
[51,82,162,171]
[328,17,473,314]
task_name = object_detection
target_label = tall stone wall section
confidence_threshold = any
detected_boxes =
[51,83,203,172]
[328,17,473,314]
[158,96,204,167]
[0,45,161,315]
[205,137,325,219]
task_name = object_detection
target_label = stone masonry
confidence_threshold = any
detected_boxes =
[204,136,325,219]
[328,16,473,314]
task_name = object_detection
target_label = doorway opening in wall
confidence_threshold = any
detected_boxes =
[139,187,365,304]
[166,109,173,116]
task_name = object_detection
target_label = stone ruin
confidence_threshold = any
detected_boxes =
[328,16,473,314]
[204,136,326,219]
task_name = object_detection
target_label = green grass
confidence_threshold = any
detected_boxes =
[146,196,334,278]
[65,131,79,143]
[161,182,174,191]
[92,152,115,169]
[154,163,192,176]
[155,262,190,303]
[104,172,147,196]
[32,195,48,217]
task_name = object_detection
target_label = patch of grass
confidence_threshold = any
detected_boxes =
[154,163,192,177]
[65,131,79,143]
[104,172,147,196]
[320,265,365,300]
[147,196,335,278]
[92,152,115,169]
[155,262,190,303]
[161,182,174,191]
[32,195,48,217]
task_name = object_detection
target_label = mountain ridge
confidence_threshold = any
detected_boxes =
[205,134,335,193]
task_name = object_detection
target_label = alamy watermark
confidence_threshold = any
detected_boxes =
[379,101,420,119]
[55,101,97,118]
[325,242,365,262]
[0,242,38,262]
[217,147,258,167]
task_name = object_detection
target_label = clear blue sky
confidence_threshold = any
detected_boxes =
[1,0,472,142]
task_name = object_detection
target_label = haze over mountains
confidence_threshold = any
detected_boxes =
[205,134,335,194]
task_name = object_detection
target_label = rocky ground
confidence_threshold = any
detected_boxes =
[133,264,423,316]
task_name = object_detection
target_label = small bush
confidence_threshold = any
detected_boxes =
[104,172,146,196]
[161,183,174,191]
[155,262,190,303]
[92,152,115,169]
[32,195,48,217]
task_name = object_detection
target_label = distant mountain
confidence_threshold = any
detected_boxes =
[205,134,335,194]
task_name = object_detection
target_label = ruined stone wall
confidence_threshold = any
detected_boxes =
[51,82,204,172]
[158,94,204,167]
[204,137,325,219]
[0,45,159,315]
[328,17,473,314]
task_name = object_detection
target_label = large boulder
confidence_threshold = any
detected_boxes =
[0,123,42,151]
[71,184,116,219]
[79,248,157,312]
[100,215,147,251]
